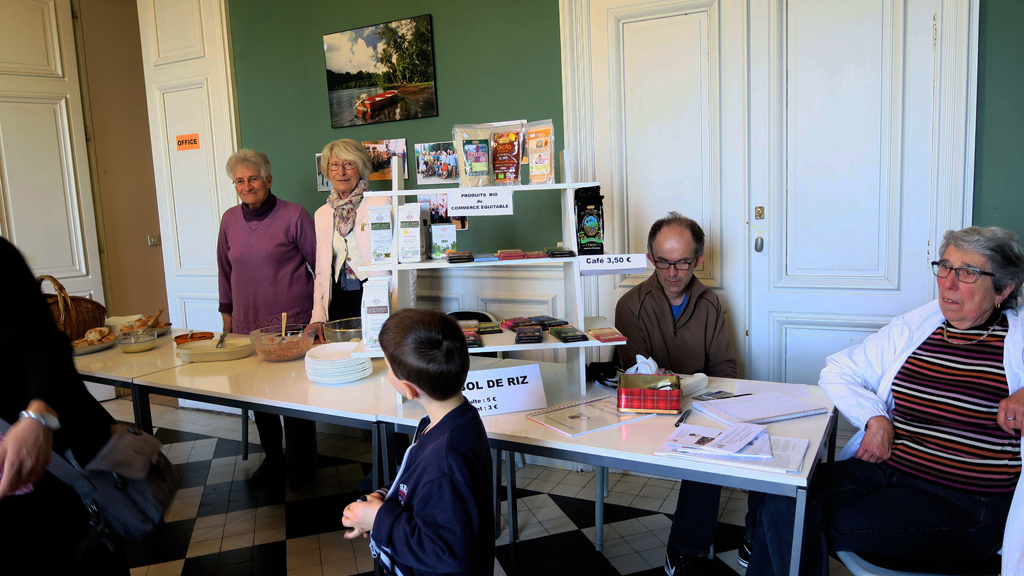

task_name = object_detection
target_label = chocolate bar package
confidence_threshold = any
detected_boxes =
[477,322,503,334]
[528,315,569,330]
[514,325,543,344]
[549,326,588,343]
[545,247,576,258]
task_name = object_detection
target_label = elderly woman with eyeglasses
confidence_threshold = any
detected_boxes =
[311,139,389,326]
[216,149,316,484]
[748,226,1024,576]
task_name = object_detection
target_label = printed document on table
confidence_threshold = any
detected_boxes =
[665,423,771,457]
[692,391,826,425]
[704,423,767,454]
[656,436,810,474]
[734,381,811,398]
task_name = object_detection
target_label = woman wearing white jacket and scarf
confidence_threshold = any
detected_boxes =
[748,227,1024,576]
[310,139,388,326]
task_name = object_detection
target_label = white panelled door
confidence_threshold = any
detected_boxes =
[0,0,104,302]
[747,0,940,385]
[563,0,749,372]
[562,0,975,406]
[136,0,238,331]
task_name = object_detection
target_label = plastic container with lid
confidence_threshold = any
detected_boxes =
[117,329,157,353]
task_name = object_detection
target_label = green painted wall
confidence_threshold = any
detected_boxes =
[228,0,565,252]
[973,0,1024,240]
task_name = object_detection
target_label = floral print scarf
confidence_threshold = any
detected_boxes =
[326,178,368,238]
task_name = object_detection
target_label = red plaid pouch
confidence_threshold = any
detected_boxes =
[617,387,682,414]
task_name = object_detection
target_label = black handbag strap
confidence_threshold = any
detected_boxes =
[0,416,91,488]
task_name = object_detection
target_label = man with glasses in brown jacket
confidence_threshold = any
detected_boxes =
[615,212,756,576]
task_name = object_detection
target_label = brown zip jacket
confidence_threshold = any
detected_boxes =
[614,273,737,378]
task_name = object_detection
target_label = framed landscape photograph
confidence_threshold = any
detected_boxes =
[323,15,438,128]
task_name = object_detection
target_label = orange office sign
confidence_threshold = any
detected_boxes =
[176,133,200,151]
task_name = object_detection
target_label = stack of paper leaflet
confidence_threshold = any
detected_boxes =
[655,422,810,474]
[304,343,373,385]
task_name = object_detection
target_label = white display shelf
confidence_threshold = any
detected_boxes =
[362,181,600,198]
[350,329,619,358]
[358,152,602,393]
[358,256,575,272]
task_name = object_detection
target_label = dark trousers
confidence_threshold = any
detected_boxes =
[747,459,1011,576]
[253,410,284,461]
[667,479,764,556]
[329,279,363,322]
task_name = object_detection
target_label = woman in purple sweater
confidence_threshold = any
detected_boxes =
[217,149,316,484]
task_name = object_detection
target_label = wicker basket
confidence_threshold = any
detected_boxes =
[37,275,107,341]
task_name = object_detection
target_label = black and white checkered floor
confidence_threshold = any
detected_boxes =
[102,396,854,576]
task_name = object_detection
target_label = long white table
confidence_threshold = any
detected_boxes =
[77,346,834,576]
[74,329,190,429]
[376,358,836,576]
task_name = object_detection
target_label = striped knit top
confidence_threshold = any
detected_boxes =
[888,311,1021,493]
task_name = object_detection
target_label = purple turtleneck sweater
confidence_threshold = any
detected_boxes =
[216,194,316,334]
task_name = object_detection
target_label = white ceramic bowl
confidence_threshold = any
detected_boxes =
[176,338,254,362]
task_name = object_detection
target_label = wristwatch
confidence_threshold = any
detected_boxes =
[19,410,61,431]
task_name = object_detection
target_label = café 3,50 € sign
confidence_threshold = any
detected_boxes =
[448,186,514,217]
[462,363,546,416]
[579,254,648,276]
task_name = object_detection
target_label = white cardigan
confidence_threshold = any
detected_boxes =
[819,300,1024,575]
[310,198,389,324]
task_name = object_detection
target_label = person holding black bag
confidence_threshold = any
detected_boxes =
[0,237,128,573]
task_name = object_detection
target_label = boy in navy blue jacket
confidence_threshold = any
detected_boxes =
[342,309,494,576]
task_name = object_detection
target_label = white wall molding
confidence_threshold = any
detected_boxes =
[0,0,63,78]
[414,291,466,313]
[768,312,892,384]
[769,0,905,292]
[930,0,980,293]
[0,91,89,278]
[150,0,206,66]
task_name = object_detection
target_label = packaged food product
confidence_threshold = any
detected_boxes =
[490,121,525,185]
[526,120,555,184]
[368,205,393,264]
[361,278,391,350]
[398,203,428,263]
[575,186,605,255]
[453,124,493,187]
[430,224,457,259]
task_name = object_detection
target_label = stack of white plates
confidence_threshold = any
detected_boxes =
[305,342,373,385]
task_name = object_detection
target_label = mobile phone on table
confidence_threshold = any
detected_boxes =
[691,390,735,402]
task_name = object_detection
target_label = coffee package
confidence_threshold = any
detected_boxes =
[574,186,605,255]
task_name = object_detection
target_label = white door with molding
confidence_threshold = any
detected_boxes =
[562,0,977,405]
[562,0,749,372]
[0,0,105,303]
[136,0,239,331]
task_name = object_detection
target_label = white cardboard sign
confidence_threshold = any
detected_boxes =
[448,186,514,216]
[462,363,546,416]
[579,254,648,276]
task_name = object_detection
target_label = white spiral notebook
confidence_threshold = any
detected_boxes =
[691,391,827,425]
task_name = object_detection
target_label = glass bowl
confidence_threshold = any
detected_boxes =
[323,317,362,343]
[249,324,315,362]
[117,329,158,353]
